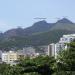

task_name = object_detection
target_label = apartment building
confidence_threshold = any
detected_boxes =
[48,34,75,57]
[48,43,56,56]
[17,47,36,58]
[2,51,18,65]
[59,34,75,43]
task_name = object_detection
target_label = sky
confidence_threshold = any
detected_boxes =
[0,0,75,32]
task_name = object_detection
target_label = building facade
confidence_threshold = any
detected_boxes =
[48,43,56,56]
[2,51,18,65]
[48,34,75,57]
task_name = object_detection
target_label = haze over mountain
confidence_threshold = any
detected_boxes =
[0,18,75,49]
[56,18,73,24]
[3,20,53,37]
[2,18,75,37]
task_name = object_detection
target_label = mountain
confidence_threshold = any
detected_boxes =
[23,20,54,35]
[0,18,75,49]
[4,18,75,37]
[56,18,73,24]
[4,20,54,37]
[0,30,75,50]
[51,18,75,31]
[4,28,25,37]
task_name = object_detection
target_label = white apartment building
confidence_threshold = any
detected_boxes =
[57,34,75,51]
[48,43,56,56]
[2,51,18,65]
[48,34,75,57]
[0,50,2,59]
[59,34,75,43]
[1,47,37,65]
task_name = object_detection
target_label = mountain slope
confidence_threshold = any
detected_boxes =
[0,30,75,50]
[4,28,25,37]
[24,20,54,35]
[0,18,75,50]
[56,18,73,24]
[4,20,54,37]
[4,18,75,37]
[51,18,75,31]
[51,23,75,31]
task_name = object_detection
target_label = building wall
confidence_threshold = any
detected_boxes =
[48,34,75,58]
[0,50,2,59]
[2,51,18,64]
[48,43,55,56]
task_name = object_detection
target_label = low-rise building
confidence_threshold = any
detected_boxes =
[17,47,36,59]
[2,51,18,65]
[23,47,36,56]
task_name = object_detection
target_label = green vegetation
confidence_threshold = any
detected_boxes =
[56,41,75,75]
[0,41,75,75]
[0,30,75,50]
[0,18,75,49]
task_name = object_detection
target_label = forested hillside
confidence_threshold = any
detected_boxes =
[0,18,75,49]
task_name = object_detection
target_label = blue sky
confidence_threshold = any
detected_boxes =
[0,0,75,32]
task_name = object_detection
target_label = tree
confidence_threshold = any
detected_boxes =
[18,56,55,75]
[57,41,75,75]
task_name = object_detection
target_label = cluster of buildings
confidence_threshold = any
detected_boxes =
[48,34,75,58]
[0,47,40,65]
[0,34,75,65]
[0,46,49,65]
